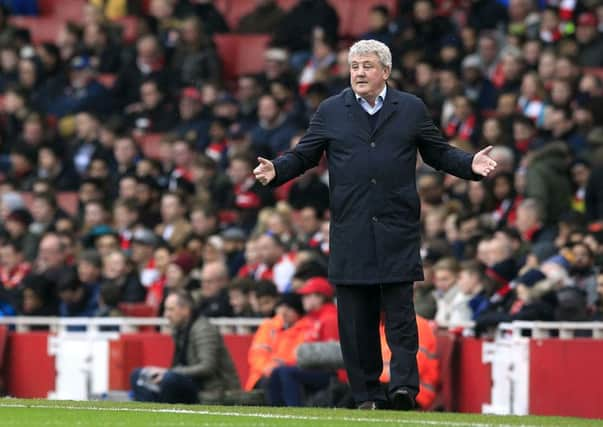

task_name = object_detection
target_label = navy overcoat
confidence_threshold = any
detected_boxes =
[272,87,481,284]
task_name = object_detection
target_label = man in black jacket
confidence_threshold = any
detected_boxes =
[254,39,497,410]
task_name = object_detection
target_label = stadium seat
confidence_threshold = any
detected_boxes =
[47,0,85,22]
[277,0,299,10]
[213,34,271,82]
[21,192,78,217]
[115,16,139,44]
[97,73,117,89]
[10,16,62,44]
[583,67,603,80]
[346,0,398,38]
[217,0,257,30]
[136,133,165,160]
[118,303,159,318]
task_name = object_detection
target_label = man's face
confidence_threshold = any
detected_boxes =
[0,245,19,269]
[38,236,65,270]
[164,294,190,328]
[434,269,457,292]
[160,194,182,223]
[349,53,390,100]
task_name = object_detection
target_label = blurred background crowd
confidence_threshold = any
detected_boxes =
[0,0,600,355]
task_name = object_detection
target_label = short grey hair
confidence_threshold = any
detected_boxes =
[348,39,392,69]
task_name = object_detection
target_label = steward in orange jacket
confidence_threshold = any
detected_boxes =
[379,315,440,409]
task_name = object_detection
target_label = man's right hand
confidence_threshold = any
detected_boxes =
[253,157,276,186]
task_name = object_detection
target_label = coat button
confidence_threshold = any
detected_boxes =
[372,216,378,222]
[371,178,377,184]
[370,142,376,147]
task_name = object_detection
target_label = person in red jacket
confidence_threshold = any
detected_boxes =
[266,277,339,406]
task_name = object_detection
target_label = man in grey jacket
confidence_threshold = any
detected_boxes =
[131,290,240,403]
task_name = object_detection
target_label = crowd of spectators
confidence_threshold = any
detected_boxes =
[0,0,602,405]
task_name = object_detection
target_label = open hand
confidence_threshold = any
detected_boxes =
[253,157,276,186]
[472,145,498,177]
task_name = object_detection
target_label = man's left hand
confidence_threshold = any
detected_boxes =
[472,145,498,177]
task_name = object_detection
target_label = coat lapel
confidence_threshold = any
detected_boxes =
[343,89,371,137]
[371,87,398,137]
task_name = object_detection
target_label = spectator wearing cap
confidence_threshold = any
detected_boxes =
[162,252,199,312]
[265,277,338,406]
[36,143,79,191]
[102,250,147,303]
[85,225,120,257]
[154,192,192,250]
[197,261,233,318]
[175,87,211,151]
[48,54,112,117]
[125,78,179,134]
[254,234,296,293]
[461,54,498,111]
[131,228,161,287]
[222,227,247,278]
[4,208,32,246]
[0,240,31,290]
[237,0,284,34]
[250,94,298,157]
[576,12,603,67]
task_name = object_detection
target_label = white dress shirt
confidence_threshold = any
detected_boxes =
[355,85,387,115]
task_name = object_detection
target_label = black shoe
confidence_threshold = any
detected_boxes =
[357,401,378,410]
[390,388,416,411]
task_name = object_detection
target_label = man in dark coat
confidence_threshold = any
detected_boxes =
[253,40,497,410]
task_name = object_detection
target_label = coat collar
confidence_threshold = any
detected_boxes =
[343,86,399,136]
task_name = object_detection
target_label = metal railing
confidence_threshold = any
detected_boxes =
[498,321,603,339]
[0,316,264,335]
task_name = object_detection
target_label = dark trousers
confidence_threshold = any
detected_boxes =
[130,368,199,404]
[266,366,333,407]
[336,282,419,405]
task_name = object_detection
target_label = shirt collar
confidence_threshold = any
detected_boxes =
[355,85,387,106]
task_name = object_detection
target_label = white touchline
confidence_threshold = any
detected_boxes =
[0,402,535,427]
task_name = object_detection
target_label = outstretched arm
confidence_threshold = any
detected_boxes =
[254,106,329,187]
[417,102,497,180]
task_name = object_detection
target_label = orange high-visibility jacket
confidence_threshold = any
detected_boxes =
[379,315,440,409]
[245,315,284,391]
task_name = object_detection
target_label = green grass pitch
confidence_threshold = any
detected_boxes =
[0,399,602,427]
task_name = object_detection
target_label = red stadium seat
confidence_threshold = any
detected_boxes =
[97,73,117,89]
[57,192,79,216]
[219,0,257,30]
[137,133,165,160]
[346,0,398,38]
[277,0,299,10]
[118,303,159,318]
[37,0,85,22]
[0,326,8,369]
[115,16,139,44]
[21,191,78,217]
[583,67,603,80]
[10,16,62,44]
[213,34,271,81]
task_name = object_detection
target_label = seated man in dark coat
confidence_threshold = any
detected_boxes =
[131,290,240,404]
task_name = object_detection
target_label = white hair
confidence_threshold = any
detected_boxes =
[348,39,392,69]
